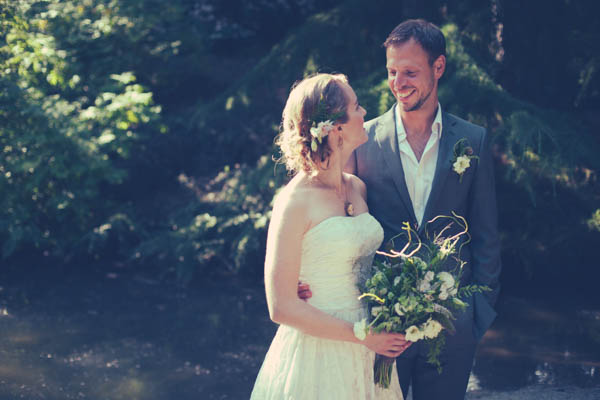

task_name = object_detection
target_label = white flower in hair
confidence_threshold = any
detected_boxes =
[310,120,335,140]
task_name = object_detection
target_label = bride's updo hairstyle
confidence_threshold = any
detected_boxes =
[276,73,349,175]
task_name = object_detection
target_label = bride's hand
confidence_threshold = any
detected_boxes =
[363,331,412,357]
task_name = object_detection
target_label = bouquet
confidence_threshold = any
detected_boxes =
[357,213,489,388]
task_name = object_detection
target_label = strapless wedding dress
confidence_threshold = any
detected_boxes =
[250,213,403,399]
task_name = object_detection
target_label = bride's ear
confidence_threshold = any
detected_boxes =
[330,125,344,149]
[336,128,344,149]
[326,127,343,150]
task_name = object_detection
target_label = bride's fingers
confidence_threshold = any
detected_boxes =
[385,341,412,354]
[385,348,403,357]
[389,337,410,346]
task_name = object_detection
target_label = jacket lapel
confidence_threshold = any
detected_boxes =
[420,112,457,233]
[374,105,418,226]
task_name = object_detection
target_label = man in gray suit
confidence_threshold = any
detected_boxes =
[347,19,502,400]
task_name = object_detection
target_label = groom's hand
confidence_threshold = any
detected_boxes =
[297,281,312,301]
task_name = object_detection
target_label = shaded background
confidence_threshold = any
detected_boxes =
[0,0,599,399]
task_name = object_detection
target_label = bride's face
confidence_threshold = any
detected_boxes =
[338,82,367,149]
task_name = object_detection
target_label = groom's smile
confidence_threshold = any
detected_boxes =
[397,89,415,99]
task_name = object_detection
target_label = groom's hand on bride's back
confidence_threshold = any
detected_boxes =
[297,281,312,301]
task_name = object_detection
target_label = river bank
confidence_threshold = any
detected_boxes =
[0,263,598,399]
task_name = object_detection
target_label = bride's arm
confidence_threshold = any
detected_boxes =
[265,192,408,357]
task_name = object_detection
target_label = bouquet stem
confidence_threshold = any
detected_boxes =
[374,355,396,389]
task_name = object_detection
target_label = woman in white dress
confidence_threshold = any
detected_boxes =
[251,73,409,399]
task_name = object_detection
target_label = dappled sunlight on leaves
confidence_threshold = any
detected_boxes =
[587,209,600,232]
[134,155,286,281]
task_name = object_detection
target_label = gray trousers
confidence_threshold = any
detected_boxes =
[396,300,478,400]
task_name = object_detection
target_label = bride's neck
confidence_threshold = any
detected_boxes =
[310,148,349,192]
[312,164,345,192]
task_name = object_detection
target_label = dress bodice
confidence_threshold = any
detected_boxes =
[299,213,384,312]
[251,212,404,400]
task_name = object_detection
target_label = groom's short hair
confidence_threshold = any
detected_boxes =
[383,19,446,65]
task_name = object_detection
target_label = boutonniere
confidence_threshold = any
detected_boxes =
[451,138,478,182]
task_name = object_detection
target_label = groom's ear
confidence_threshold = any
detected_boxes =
[433,55,446,80]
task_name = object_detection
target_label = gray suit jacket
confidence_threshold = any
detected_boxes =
[354,105,501,341]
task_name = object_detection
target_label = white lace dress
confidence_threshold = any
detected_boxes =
[250,213,403,400]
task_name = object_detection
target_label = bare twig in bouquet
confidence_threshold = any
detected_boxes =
[427,211,472,259]
[376,221,422,259]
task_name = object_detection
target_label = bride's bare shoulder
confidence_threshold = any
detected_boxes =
[271,175,314,230]
[273,174,312,207]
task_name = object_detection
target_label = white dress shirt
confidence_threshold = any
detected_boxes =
[395,103,443,227]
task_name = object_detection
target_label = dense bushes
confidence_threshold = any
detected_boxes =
[1,0,598,287]
[0,2,159,259]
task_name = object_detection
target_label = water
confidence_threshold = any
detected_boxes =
[469,295,600,394]
[0,264,598,399]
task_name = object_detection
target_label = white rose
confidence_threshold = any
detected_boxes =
[438,290,449,301]
[453,155,471,174]
[423,319,443,339]
[405,325,424,342]
[418,280,431,293]
[393,276,401,286]
[424,271,435,282]
[437,272,455,288]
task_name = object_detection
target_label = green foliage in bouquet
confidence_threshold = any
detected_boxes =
[358,213,490,388]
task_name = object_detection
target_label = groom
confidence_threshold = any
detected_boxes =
[349,19,501,400]
[299,19,501,400]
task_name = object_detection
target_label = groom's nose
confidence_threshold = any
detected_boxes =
[392,75,405,90]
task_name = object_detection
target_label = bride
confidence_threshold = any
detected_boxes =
[251,73,409,399]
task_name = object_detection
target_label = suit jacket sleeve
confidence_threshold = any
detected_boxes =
[468,129,502,339]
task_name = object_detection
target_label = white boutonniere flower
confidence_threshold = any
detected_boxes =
[453,156,471,175]
[451,138,479,182]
